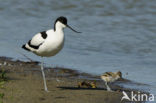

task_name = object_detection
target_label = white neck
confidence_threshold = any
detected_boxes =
[54,22,65,43]
[55,21,66,32]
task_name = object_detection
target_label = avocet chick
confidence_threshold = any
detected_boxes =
[101,71,122,91]
[78,81,97,88]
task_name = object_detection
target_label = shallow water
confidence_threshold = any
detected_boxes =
[0,0,156,97]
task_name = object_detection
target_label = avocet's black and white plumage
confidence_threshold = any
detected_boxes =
[22,16,81,92]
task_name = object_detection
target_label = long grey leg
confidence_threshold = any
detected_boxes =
[105,82,112,91]
[41,57,49,92]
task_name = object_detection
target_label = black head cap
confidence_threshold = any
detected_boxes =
[54,16,81,33]
[54,16,67,31]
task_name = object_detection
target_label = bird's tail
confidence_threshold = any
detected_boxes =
[22,44,30,51]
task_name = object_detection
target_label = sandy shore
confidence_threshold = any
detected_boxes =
[0,57,147,103]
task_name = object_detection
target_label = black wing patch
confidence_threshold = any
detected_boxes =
[22,44,30,51]
[28,40,43,49]
[40,31,47,39]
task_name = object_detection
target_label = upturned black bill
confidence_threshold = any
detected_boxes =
[67,25,81,33]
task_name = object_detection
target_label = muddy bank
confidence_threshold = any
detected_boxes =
[0,57,147,103]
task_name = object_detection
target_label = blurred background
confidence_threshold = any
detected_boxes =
[0,0,156,96]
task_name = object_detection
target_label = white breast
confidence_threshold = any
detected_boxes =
[35,29,65,57]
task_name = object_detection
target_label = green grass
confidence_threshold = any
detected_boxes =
[0,69,7,82]
[0,93,4,99]
[0,69,6,89]
[0,93,4,103]
[0,68,7,103]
